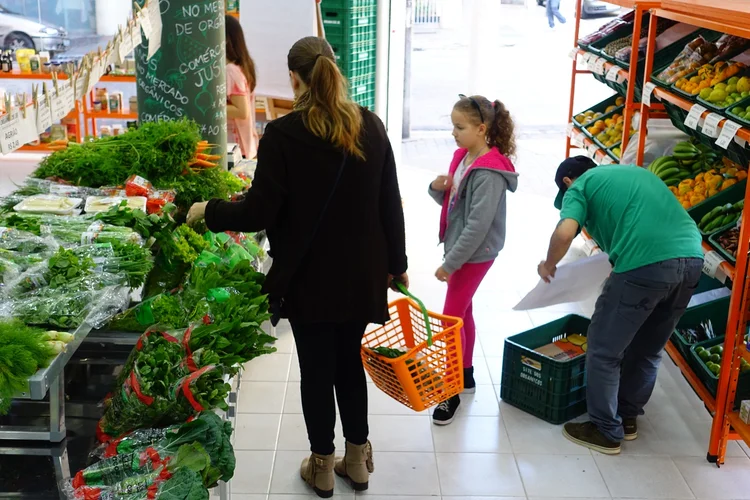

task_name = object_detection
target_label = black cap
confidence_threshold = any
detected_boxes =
[554,156,597,210]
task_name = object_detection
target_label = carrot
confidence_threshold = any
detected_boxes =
[189,159,219,168]
[197,153,221,161]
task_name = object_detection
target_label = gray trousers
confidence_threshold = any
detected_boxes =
[586,258,703,442]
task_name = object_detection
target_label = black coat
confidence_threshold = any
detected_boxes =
[205,108,408,324]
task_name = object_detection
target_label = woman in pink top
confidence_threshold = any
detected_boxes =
[226,15,258,159]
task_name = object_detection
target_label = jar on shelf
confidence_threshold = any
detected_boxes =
[100,125,112,137]
[129,96,138,114]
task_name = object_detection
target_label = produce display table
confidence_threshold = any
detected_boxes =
[0,322,94,443]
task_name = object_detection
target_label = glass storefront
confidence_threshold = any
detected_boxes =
[2,0,97,36]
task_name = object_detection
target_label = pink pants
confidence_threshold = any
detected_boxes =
[443,260,494,368]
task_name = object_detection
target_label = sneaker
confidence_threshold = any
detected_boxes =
[563,421,621,455]
[622,417,638,441]
[463,367,476,394]
[432,395,460,426]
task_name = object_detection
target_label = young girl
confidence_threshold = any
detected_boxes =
[428,95,518,425]
[225,14,258,159]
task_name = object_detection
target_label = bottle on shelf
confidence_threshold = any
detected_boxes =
[1,52,10,73]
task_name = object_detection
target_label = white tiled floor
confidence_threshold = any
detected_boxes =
[231,165,750,499]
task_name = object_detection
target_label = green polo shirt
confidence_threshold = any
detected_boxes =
[560,164,703,273]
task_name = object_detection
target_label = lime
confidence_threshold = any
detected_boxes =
[699,350,711,362]
[696,346,705,354]
[710,345,723,355]
[710,364,721,376]
[710,354,722,364]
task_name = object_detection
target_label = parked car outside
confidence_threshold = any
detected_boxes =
[0,4,69,55]
[537,0,620,18]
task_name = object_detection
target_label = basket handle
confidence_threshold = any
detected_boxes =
[395,282,433,347]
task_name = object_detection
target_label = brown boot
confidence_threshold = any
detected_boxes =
[300,453,335,498]
[334,441,374,491]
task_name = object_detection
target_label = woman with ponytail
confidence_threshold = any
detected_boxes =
[186,36,407,497]
[428,95,519,425]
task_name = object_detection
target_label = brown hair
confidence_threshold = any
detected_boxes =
[454,96,516,160]
[226,14,257,92]
[288,36,364,159]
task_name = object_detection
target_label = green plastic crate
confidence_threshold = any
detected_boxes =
[574,94,623,129]
[708,224,740,264]
[321,0,376,9]
[322,5,377,43]
[670,295,730,366]
[686,180,747,236]
[329,40,376,80]
[500,315,590,424]
[689,336,750,409]
[349,73,375,106]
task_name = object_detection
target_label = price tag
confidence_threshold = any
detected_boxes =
[683,103,707,130]
[131,23,143,49]
[566,122,574,137]
[587,143,599,156]
[701,113,723,138]
[568,48,578,60]
[716,120,742,149]
[74,73,87,101]
[146,0,162,61]
[641,82,657,107]
[600,155,615,165]
[594,58,606,76]
[36,100,52,133]
[119,32,134,62]
[583,237,599,256]
[140,10,153,40]
[702,250,726,281]
[0,112,37,154]
[586,56,599,72]
[605,65,621,82]
[571,133,584,148]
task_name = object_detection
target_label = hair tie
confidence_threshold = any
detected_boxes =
[492,101,497,109]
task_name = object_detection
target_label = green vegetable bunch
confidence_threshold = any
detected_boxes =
[0,320,57,414]
[94,201,177,243]
[164,226,210,267]
[46,247,94,288]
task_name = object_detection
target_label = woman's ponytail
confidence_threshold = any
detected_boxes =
[488,100,516,160]
[288,37,364,159]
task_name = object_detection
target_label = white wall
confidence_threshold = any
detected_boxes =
[96,0,133,36]
[240,0,317,99]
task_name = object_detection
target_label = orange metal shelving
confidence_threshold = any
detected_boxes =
[81,75,137,138]
[570,0,750,465]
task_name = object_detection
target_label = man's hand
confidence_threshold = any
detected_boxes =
[538,260,557,283]
[431,175,453,192]
[435,266,451,283]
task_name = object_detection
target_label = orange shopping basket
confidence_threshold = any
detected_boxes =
[361,284,464,412]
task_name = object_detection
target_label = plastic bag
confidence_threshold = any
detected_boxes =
[0,227,58,255]
[63,467,207,500]
[99,329,188,440]
[169,365,232,424]
[124,176,154,198]
[620,119,691,168]
[146,191,176,215]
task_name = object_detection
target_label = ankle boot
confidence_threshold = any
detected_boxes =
[300,453,335,498]
[334,441,374,491]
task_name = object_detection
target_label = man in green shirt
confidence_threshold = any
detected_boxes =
[538,156,703,455]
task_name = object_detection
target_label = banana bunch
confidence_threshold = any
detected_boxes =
[647,141,720,186]
[698,200,744,233]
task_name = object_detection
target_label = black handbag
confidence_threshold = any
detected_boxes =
[269,153,348,326]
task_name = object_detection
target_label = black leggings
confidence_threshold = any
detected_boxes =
[290,320,369,455]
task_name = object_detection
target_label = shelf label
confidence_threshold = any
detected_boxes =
[36,100,52,133]
[568,48,578,60]
[593,58,606,76]
[701,113,723,138]
[583,237,599,256]
[702,250,727,282]
[600,155,615,165]
[587,143,599,156]
[0,112,38,154]
[50,83,74,122]
[716,120,742,149]
[586,56,599,72]
[684,103,707,130]
[571,134,584,148]
[566,122,574,137]
[605,65,623,83]
[641,82,657,107]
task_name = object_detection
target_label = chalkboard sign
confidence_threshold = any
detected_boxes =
[135,0,227,160]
